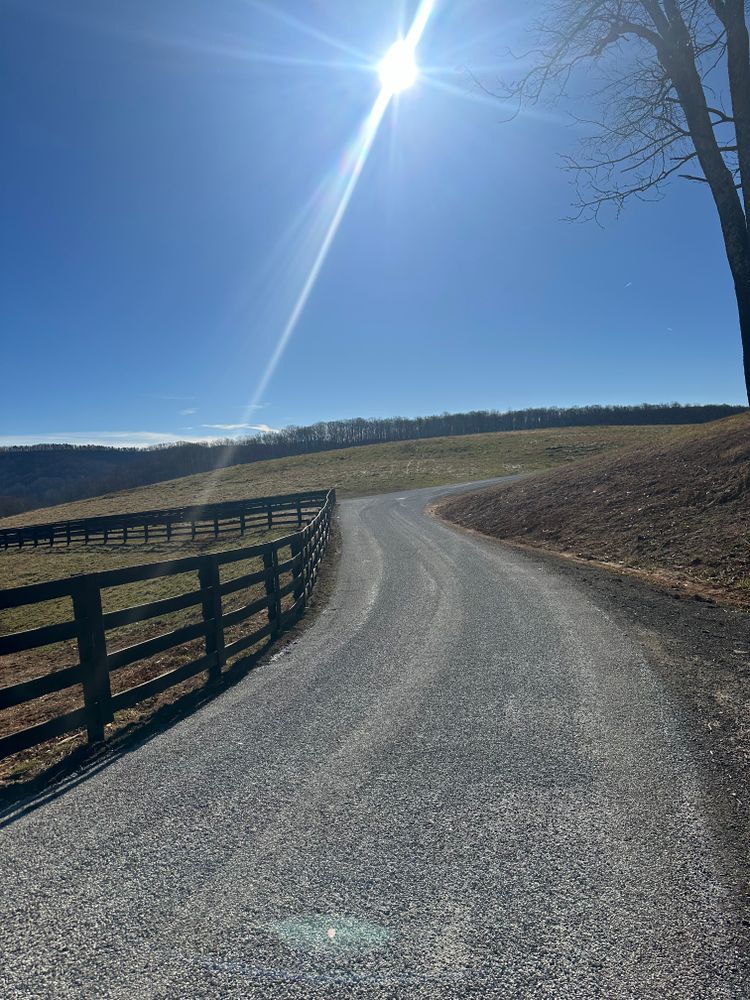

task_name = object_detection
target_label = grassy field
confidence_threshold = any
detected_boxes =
[1,523,291,631]
[0,425,680,531]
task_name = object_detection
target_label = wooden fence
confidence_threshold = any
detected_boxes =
[0,490,331,549]
[0,489,335,761]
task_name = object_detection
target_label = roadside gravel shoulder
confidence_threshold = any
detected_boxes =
[546,550,750,839]
[434,510,750,875]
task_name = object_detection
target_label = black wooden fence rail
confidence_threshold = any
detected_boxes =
[0,489,331,550]
[0,489,335,761]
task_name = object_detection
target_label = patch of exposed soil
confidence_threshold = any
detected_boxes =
[436,413,750,601]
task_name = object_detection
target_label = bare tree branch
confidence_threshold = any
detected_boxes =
[493,0,750,398]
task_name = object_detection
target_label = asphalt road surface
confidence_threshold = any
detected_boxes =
[0,482,746,999]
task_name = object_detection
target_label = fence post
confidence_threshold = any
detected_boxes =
[198,556,225,683]
[267,505,273,530]
[290,535,306,618]
[72,575,113,745]
[291,536,305,597]
[300,527,311,598]
[309,525,320,595]
[296,500,303,527]
[263,546,281,637]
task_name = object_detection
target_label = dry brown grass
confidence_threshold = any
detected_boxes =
[0,425,679,529]
[436,413,750,601]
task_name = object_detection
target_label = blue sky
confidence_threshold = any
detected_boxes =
[1,0,744,447]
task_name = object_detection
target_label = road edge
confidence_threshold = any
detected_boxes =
[432,502,750,923]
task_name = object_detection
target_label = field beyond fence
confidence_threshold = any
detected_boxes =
[0,489,335,779]
[0,491,331,549]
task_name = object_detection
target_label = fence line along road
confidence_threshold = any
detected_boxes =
[0,489,331,549]
[0,489,336,761]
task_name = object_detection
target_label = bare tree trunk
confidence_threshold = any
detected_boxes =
[709,1,750,400]
[723,3,750,222]
[733,273,750,400]
[653,6,750,401]
[707,187,750,401]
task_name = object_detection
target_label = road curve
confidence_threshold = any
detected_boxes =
[0,482,746,999]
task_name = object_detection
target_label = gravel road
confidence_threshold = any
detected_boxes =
[0,481,746,999]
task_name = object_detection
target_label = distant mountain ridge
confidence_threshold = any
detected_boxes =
[1,403,744,517]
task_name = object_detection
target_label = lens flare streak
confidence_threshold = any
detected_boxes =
[248,86,391,409]
[246,0,435,413]
[195,1,436,502]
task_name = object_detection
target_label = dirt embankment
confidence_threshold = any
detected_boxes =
[436,413,750,603]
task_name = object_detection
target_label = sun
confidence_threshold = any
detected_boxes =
[378,39,418,95]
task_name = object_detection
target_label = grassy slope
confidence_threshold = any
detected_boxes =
[0,425,678,530]
[436,413,750,599]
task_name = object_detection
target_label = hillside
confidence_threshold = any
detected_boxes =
[436,413,750,599]
[0,425,678,529]
[1,403,740,516]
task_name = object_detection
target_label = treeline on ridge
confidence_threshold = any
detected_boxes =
[1,402,744,517]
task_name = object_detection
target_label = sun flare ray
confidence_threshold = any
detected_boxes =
[245,0,436,411]
[247,87,392,412]
[196,1,436,503]
[243,0,371,63]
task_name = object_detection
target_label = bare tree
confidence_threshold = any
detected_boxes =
[509,1,750,400]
